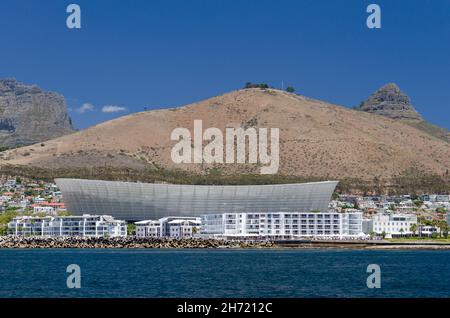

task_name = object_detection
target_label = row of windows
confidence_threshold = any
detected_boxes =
[231,230,341,235]
[234,214,342,219]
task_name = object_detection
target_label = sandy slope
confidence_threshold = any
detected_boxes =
[1,88,449,181]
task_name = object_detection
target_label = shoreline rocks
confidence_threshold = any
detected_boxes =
[0,236,275,249]
[2,236,450,250]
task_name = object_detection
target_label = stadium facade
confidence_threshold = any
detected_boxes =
[55,178,338,221]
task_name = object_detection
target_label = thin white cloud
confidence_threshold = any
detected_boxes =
[75,103,94,114]
[102,105,127,113]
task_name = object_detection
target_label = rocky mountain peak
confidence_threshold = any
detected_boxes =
[0,78,40,94]
[357,83,423,121]
[0,78,74,147]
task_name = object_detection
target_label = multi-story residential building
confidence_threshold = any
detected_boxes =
[201,211,363,238]
[422,195,450,203]
[372,213,417,236]
[135,219,162,237]
[168,219,201,238]
[8,214,127,237]
[135,217,201,238]
[362,218,374,234]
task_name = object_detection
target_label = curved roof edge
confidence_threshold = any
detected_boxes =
[55,178,339,188]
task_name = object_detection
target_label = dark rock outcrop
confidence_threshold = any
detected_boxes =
[0,78,74,147]
[357,83,450,142]
[356,83,423,121]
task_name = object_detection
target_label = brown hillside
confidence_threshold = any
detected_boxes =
[1,88,449,182]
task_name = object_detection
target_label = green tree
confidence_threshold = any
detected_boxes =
[437,220,448,238]
[0,209,20,235]
[442,223,449,238]
[436,207,447,213]
[286,86,295,93]
[57,211,72,216]
[413,200,423,208]
[127,223,136,235]
[417,216,426,237]
[431,219,440,236]
[410,223,417,236]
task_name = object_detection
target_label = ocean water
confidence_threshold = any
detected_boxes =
[0,248,449,298]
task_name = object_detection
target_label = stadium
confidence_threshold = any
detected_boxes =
[55,178,338,221]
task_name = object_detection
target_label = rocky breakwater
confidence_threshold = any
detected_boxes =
[0,236,275,249]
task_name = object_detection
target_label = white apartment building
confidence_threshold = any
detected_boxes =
[356,200,377,210]
[135,219,162,237]
[168,219,201,238]
[421,195,450,203]
[201,211,363,238]
[373,213,417,236]
[33,206,56,215]
[135,217,201,238]
[8,214,127,237]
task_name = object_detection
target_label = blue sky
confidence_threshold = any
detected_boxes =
[0,0,449,130]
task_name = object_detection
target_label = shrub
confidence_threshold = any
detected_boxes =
[244,82,269,89]
[286,86,295,93]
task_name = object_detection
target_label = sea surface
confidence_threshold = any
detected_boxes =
[0,248,449,298]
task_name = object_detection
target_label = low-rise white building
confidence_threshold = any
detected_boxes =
[201,211,363,238]
[135,219,162,237]
[372,213,417,236]
[8,214,127,237]
[33,206,56,215]
[135,217,201,238]
[168,219,201,238]
[422,195,450,203]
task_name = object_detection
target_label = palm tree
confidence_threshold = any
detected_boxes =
[417,216,426,238]
[431,219,440,237]
[399,228,404,238]
[442,222,449,238]
[410,224,417,237]
[437,220,448,238]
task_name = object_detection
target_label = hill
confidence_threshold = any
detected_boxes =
[0,87,449,194]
